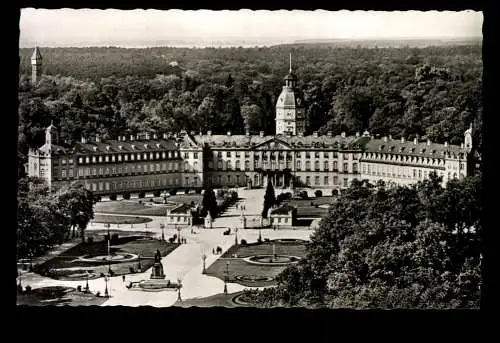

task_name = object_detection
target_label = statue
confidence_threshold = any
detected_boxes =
[150,249,166,280]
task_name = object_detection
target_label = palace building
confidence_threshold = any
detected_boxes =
[27,48,476,196]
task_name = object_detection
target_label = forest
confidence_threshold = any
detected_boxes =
[18,44,482,166]
[244,173,482,309]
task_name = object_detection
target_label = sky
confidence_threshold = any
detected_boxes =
[19,9,483,47]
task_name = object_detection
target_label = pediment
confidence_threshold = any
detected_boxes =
[253,137,292,151]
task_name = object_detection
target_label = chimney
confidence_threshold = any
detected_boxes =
[427,139,431,146]
[401,137,405,143]
[356,132,360,138]
[130,135,134,141]
[327,131,333,137]
[227,131,232,136]
[81,137,87,144]
[341,132,346,138]
[96,134,100,143]
[259,131,264,137]
[413,138,418,145]
[313,131,318,137]
[383,136,388,143]
[444,142,448,147]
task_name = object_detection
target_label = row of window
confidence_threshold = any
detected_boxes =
[83,176,200,192]
[269,217,290,224]
[75,150,191,165]
[215,151,354,159]
[207,160,358,173]
[363,164,462,180]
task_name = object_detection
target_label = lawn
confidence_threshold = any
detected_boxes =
[94,195,203,216]
[174,291,247,308]
[34,232,179,281]
[285,196,336,217]
[17,286,108,306]
[205,241,308,287]
[92,214,153,225]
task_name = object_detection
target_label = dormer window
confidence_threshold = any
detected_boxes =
[144,144,148,149]
[131,144,136,150]
[399,147,405,153]
[93,147,98,152]
[156,143,161,148]
[379,145,384,151]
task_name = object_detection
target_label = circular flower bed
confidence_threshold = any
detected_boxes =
[272,238,307,244]
[31,286,75,298]
[243,255,301,266]
[234,275,275,282]
[78,253,139,264]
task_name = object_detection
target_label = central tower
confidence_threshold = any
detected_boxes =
[275,53,306,136]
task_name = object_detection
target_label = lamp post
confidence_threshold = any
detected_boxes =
[85,270,90,293]
[223,261,229,294]
[138,253,142,272]
[202,253,207,274]
[235,227,239,246]
[258,229,262,242]
[177,276,183,302]
[176,225,181,244]
[104,275,109,298]
[160,223,165,241]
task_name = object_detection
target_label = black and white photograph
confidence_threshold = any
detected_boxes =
[17,9,483,309]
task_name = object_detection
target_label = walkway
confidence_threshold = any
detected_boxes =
[18,187,314,307]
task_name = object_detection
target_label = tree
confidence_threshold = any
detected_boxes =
[56,182,95,242]
[202,187,218,218]
[262,180,276,218]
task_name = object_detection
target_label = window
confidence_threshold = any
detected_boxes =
[194,152,198,159]
[92,183,97,192]
[112,155,115,162]
[143,153,148,160]
[323,152,329,158]
[315,176,320,185]
[343,178,348,187]
[315,161,320,170]
[193,161,198,171]
[184,162,189,172]
[236,160,240,170]
[79,168,84,176]
[324,161,329,171]
[226,151,231,157]
[296,161,301,171]
[85,157,90,164]
[236,175,240,185]
[245,160,250,171]
[156,163,161,172]
[185,176,189,185]
[315,152,320,158]
[227,175,231,184]
[333,152,338,158]
[235,151,240,158]
[324,176,329,185]
[306,176,310,185]
[92,156,96,163]
[343,154,348,160]
[86,168,91,176]
[343,163,348,173]
[333,175,338,185]
[333,161,338,170]
[184,152,189,159]
[118,155,122,162]
[305,152,310,158]
[254,161,259,169]
[353,163,358,174]
[105,168,110,175]
[245,151,250,158]
[305,161,311,171]
[418,170,422,179]
[69,169,73,177]
[92,168,97,176]
[78,157,83,164]
[105,182,110,190]
[105,156,109,162]
[227,161,232,170]
[61,169,66,178]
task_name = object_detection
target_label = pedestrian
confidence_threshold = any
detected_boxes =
[212,248,215,254]
[122,275,126,283]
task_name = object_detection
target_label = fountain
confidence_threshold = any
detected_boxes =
[243,241,302,266]
[128,250,180,292]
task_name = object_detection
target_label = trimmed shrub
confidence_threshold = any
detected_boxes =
[25,285,32,292]
[331,189,339,196]
[169,188,177,196]
[96,291,101,297]
[109,194,117,201]
[153,189,161,197]
[87,236,94,244]
[314,190,323,197]
[93,195,102,203]
[138,191,146,199]
[122,192,131,200]
[241,239,248,245]
[129,267,135,273]
[196,188,202,194]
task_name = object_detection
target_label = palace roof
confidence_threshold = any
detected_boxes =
[361,137,468,159]
[73,138,179,155]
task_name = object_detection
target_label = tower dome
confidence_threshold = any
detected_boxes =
[275,53,306,136]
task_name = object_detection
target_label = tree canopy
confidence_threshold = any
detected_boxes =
[246,173,481,309]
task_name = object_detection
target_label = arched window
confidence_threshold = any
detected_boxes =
[245,160,250,171]
[184,161,189,171]
[193,161,198,171]
[314,161,320,170]
[333,161,338,170]
[227,161,232,170]
[305,161,310,170]
[296,161,301,170]
[236,160,240,170]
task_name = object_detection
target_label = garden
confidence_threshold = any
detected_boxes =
[204,239,308,287]
[92,214,153,225]
[33,230,179,281]
[17,285,109,307]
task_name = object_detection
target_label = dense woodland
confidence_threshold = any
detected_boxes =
[245,173,482,309]
[18,44,482,162]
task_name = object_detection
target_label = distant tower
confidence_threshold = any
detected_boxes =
[275,53,306,136]
[45,121,58,147]
[31,47,43,85]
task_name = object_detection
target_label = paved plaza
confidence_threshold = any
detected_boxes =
[17,188,314,307]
